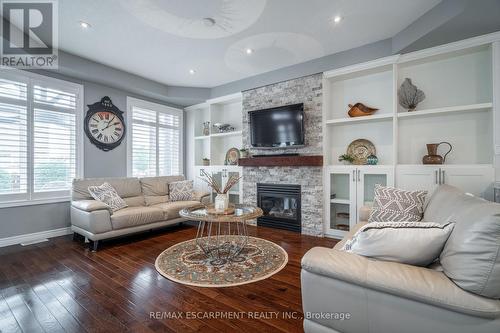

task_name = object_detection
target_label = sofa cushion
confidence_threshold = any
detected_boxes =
[123,195,145,207]
[368,185,427,223]
[140,176,184,205]
[88,182,128,212]
[153,201,202,219]
[342,221,455,266]
[72,177,142,200]
[423,184,465,224]
[110,206,165,230]
[169,180,194,201]
[440,196,500,299]
[144,195,169,206]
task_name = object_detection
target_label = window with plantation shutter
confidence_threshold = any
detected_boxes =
[0,70,83,206]
[127,98,183,177]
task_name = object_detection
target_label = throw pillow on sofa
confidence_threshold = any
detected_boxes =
[342,221,455,266]
[88,182,128,212]
[368,184,427,222]
[169,180,194,201]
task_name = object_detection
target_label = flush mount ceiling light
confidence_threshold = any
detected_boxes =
[333,16,343,24]
[79,21,91,29]
[246,48,253,55]
[119,0,267,39]
[189,69,196,75]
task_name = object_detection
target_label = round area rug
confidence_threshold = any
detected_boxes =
[155,237,288,287]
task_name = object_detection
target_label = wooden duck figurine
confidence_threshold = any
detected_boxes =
[347,103,378,117]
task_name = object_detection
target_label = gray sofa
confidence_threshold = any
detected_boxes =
[71,175,209,250]
[301,185,500,333]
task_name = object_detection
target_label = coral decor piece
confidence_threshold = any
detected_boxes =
[398,78,425,111]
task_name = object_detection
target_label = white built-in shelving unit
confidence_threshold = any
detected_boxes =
[323,33,500,238]
[185,93,243,204]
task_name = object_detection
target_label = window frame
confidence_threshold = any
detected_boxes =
[126,97,183,178]
[0,69,84,208]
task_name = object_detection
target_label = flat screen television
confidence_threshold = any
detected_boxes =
[249,103,304,148]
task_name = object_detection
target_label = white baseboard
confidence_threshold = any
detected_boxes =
[0,227,72,248]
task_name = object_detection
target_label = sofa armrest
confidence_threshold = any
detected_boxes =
[72,199,111,213]
[333,222,367,250]
[70,206,113,235]
[301,247,500,318]
[192,191,210,204]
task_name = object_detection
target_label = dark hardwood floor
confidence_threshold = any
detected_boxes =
[0,224,337,333]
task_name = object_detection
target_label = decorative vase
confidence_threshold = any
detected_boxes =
[202,122,210,136]
[202,159,210,166]
[366,154,378,165]
[422,142,452,164]
[214,193,229,212]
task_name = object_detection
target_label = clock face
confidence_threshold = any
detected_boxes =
[87,111,124,144]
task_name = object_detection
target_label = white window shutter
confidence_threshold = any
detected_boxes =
[130,101,182,177]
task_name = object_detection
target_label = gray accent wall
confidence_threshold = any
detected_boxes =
[211,39,393,98]
[0,72,185,239]
[210,0,500,99]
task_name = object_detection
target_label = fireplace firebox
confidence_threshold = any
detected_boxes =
[257,183,301,232]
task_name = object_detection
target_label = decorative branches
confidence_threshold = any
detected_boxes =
[199,169,242,194]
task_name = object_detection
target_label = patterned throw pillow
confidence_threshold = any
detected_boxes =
[169,180,194,201]
[88,182,128,212]
[368,185,427,222]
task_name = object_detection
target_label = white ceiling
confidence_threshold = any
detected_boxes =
[59,0,440,88]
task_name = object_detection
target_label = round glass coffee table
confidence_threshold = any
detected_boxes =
[179,204,263,265]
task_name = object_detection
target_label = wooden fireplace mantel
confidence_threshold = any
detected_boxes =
[238,155,323,167]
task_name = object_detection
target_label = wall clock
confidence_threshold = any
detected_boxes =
[84,96,126,151]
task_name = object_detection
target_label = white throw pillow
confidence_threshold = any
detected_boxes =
[342,221,455,266]
[168,180,194,201]
[88,182,128,212]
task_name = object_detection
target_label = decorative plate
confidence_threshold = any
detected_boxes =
[347,139,376,165]
[225,147,240,165]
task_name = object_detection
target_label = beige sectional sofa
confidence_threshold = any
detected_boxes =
[301,185,500,333]
[71,175,210,250]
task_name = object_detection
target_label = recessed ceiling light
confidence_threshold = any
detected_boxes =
[189,69,196,75]
[333,16,342,24]
[79,21,91,29]
[246,48,253,55]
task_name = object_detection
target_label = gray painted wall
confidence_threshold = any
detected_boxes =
[2,0,500,240]
[0,72,184,239]
[211,39,393,98]
[210,0,500,99]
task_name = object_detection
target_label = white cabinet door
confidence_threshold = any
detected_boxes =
[224,166,242,203]
[194,166,211,194]
[326,166,357,237]
[357,166,394,215]
[396,165,440,194]
[441,165,494,198]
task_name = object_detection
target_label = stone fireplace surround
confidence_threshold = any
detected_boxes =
[241,73,323,236]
